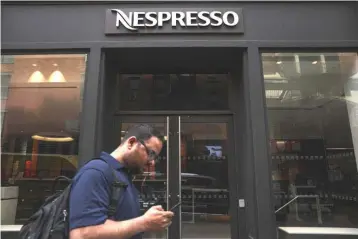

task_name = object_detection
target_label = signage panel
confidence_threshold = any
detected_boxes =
[105,8,244,34]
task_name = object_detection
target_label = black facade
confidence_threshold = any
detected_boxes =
[1,1,358,239]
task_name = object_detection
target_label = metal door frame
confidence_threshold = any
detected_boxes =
[117,114,239,239]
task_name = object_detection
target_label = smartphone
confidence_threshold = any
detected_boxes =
[170,202,181,211]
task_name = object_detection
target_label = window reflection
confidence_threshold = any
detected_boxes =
[263,52,358,228]
[1,54,86,225]
[119,74,229,110]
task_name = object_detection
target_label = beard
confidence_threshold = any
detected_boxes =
[123,157,147,176]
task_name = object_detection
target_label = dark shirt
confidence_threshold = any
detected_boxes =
[69,152,142,239]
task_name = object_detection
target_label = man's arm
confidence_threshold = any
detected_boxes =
[69,167,144,239]
[69,205,174,239]
[69,166,174,239]
[69,167,136,238]
[69,217,146,239]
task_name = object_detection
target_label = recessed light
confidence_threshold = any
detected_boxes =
[312,61,318,64]
[53,63,58,66]
[32,64,37,67]
[276,61,282,65]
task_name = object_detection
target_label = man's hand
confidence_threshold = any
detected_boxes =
[141,205,174,231]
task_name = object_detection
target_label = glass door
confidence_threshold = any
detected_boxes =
[179,116,237,239]
[117,115,238,239]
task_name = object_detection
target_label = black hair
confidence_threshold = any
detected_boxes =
[121,124,162,144]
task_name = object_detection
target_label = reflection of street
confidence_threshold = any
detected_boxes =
[181,222,230,239]
[205,146,223,157]
[134,171,229,223]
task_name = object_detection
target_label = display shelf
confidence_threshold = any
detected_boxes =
[273,193,357,202]
[154,155,227,162]
[271,155,324,161]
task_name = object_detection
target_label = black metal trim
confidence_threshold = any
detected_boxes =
[78,47,103,167]
[1,197,18,201]
[116,111,233,115]
[0,48,90,54]
[231,50,254,239]
[246,46,276,239]
[260,47,358,52]
[179,115,231,123]
[1,0,332,3]
[2,40,358,51]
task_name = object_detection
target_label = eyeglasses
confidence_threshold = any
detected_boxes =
[138,139,158,161]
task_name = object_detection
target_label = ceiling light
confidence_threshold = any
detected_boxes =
[28,71,45,83]
[48,70,66,82]
[312,61,318,64]
[53,63,58,66]
[276,61,282,65]
[32,64,37,67]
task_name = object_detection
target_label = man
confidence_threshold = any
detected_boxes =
[69,124,174,239]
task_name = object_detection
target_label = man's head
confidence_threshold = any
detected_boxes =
[114,124,163,174]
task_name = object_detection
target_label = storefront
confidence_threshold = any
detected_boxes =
[1,1,358,238]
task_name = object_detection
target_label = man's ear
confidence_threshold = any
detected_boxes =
[127,136,137,149]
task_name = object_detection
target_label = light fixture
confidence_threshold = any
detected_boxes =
[48,70,66,82]
[53,63,58,66]
[32,132,74,142]
[264,72,287,80]
[312,61,318,64]
[32,63,37,67]
[266,90,284,99]
[28,71,45,83]
[351,72,358,80]
[276,61,282,65]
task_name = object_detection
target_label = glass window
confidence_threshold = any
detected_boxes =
[119,74,229,110]
[0,54,86,225]
[1,73,11,99]
[262,52,358,228]
[1,55,15,64]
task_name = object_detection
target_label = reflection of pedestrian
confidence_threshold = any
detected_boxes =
[69,124,174,239]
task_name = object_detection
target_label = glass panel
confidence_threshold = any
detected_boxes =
[119,74,229,110]
[120,121,168,239]
[1,73,11,99]
[1,55,15,64]
[1,54,86,225]
[180,121,230,238]
[262,52,358,228]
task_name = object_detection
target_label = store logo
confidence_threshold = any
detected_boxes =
[110,9,240,31]
[105,8,244,34]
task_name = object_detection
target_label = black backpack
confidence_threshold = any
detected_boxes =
[19,158,128,239]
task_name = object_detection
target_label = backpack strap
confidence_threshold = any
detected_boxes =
[107,166,128,218]
[81,157,128,218]
[51,175,72,194]
[89,157,128,218]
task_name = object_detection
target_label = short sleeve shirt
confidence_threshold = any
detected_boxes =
[69,152,142,239]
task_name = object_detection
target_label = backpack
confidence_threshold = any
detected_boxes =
[19,158,128,239]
